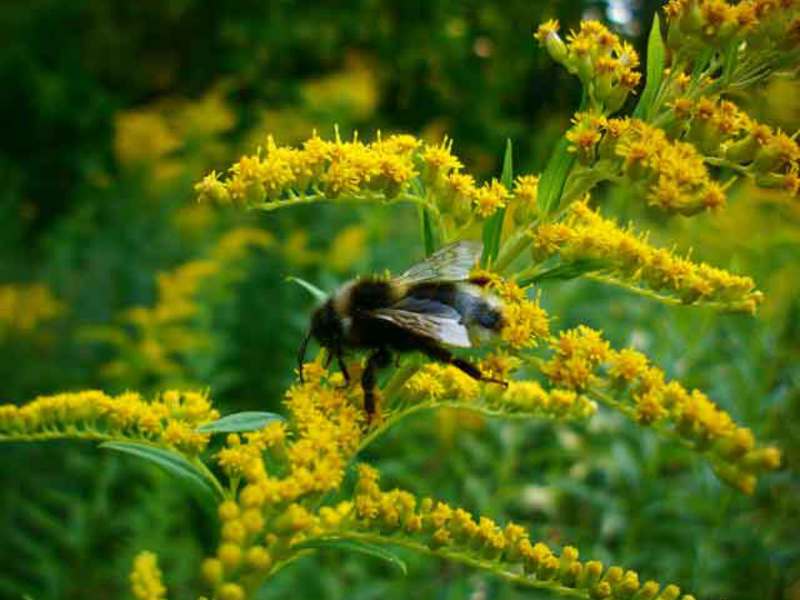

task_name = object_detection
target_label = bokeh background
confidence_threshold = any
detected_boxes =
[1,1,798,598]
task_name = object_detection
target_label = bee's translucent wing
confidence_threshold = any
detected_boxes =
[397,240,483,284]
[369,308,471,348]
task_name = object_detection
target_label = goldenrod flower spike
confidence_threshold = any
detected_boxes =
[0,389,217,455]
[531,201,763,313]
[337,465,694,600]
[196,132,521,223]
[536,325,781,494]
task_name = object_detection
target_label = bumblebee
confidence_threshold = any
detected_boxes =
[298,241,507,418]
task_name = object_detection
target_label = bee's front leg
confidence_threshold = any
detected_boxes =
[362,347,392,422]
[336,349,350,385]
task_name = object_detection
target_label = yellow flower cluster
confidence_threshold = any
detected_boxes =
[0,390,217,455]
[0,282,63,336]
[533,325,780,493]
[352,465,693,600]
[203,364,365,597]
[535,20,641,113]
[541,325,612,390]
[671,96,800,195]
[196,132,421,205]
[569,113,724,215]
[531,201,763,312]
[404,364,597,421]
[664,0,800,51]
[606,345,782,493]
[130,551,167,600]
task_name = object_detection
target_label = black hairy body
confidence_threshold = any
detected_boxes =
[298,241,507,420]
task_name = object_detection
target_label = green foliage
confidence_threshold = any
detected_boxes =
[0,1,798,599]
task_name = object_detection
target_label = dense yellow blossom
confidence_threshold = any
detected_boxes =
[130,551,167,600]
[669,95,800,196]
[531,201,763,312]
[403,363,596,420]
[197,132,516,221]
[568,114,724,215]
[0,389,217,455]
[0,282,64,336]
[203,365,367,595]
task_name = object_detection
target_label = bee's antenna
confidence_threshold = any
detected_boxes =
[297,330,312,383]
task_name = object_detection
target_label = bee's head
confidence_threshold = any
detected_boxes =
[297,298,342,382]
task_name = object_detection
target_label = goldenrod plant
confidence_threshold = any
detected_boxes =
[1,2,795,598]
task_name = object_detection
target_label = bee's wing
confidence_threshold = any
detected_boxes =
[369,307,471,348]
[397,240,483,284]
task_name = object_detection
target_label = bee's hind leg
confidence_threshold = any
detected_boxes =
[424,344,508,388]
[362,347,392,422]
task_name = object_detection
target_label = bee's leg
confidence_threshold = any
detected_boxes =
[362,347,392,421]
[336,349,351,385]
[424,345,508,387]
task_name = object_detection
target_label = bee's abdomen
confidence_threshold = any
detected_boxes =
[407,282,503,332]
[470,300,503,331]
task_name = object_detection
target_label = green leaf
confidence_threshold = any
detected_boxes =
[295,538,407,575]
[633,13,665,120]
[418,205,438,256]
[286,276,328,303]
[518,258,607,286]
[100,441,221,502]
[197,411,285,434]
[482,139,512,266]
[537,136,575,217]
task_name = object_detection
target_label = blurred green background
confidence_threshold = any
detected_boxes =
[0,1,797,598]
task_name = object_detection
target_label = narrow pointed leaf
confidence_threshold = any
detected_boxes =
[482,139,512,266]
[286,276,328,302]
[100,441,221,502]
[197,411,285,434]
[537,136,575,216]
[295,538,407,575]
[634,13,666,119]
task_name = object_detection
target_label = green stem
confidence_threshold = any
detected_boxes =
[304,532,591,599]
[251,191,427,212]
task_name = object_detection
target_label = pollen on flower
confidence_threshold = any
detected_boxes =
[473,179,510,218]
